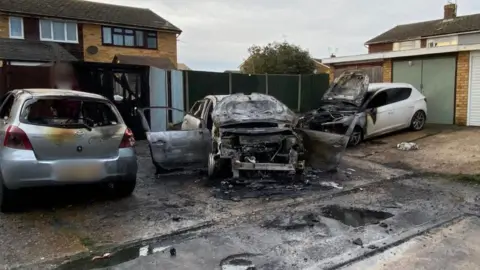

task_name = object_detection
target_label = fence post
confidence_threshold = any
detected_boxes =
[228,72,232,94]
[265,73,269,94]
[297,74,302,112]
[185,71,190,111]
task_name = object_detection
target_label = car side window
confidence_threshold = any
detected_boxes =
[386,88,412,104]
[0,94,14,119]
[367,91,388,109]
[188,100,206,119]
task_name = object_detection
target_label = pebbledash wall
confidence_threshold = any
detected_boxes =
[328,51,470,125]
[82,24,177,66]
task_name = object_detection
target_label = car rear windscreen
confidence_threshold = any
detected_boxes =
[20,97,120,128]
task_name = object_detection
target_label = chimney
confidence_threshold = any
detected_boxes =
[444,3,457,20]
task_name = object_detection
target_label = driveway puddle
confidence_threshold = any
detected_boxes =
[320,205,393,227]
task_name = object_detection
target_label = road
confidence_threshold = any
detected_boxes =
[1,142,479,270]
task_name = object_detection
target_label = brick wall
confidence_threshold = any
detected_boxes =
[382,59,392,82]
[368,43,393,53]
[455,51,469,125]
[0,15,9,38]
[82,24,177,66]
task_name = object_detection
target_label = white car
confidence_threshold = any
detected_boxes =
[181,95,228,132]
[298,71,428,146]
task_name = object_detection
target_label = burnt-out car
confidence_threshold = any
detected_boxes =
[297,71,427,146]
[138,93,359,179]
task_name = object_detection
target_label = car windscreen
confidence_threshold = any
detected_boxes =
[20,97,120,129]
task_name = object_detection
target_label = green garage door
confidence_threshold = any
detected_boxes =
[393,57,456,124]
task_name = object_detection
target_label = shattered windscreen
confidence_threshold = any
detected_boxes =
[20,97,120,128]
[323,71,369,107]
[212,93,296,126]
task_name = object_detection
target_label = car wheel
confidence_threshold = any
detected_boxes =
[348,126,363,147]
[0,179,16,212]
[111,177,136,198]
[410,110,426,131]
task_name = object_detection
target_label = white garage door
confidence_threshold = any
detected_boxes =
[469,52,480,125]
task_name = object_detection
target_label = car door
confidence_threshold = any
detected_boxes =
[0,93,15,147]
[138,107,211,170]
[385,87,414,130]
[182,99,207,130]
[363,90,396,138]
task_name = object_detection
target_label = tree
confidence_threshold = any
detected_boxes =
[241,41,316,74]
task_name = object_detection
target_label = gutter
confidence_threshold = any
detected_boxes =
[322,44,480,65]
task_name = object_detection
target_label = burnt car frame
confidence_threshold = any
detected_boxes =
[297,71,427,146]
[138,93,360,179]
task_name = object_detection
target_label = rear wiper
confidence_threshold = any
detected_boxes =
[60,122,93,131]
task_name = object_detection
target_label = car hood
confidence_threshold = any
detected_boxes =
[322,70,369,107]
[212,93,296,126]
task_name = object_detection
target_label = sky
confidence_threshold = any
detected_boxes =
[92,0,480,72]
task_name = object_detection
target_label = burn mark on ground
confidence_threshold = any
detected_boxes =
[320,205,393,227]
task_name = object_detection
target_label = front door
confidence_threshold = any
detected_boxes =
[138,107,211,171]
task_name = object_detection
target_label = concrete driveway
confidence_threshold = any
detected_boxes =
[347,125,480,175]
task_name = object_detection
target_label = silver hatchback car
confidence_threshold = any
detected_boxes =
[0,89,138,211]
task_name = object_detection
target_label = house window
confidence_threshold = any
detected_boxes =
[102,26,157,49]
[393,40,421,51]
[9,17,24,39]
[427,36,458,48]
[39,20,78,43]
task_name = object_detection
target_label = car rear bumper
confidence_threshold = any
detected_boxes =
[0,148,137,189]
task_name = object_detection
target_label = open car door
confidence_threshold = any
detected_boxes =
[296,113,361,171]
[137,107,211,172]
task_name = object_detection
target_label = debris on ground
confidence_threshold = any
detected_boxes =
[319,181,343,189]
[367,245,378,250]
[172,217,181,222]
[91,253,112,261]
[352,238,363,247]
[170,247,176,256]
[396,142,419,151]
[379,222,388,228]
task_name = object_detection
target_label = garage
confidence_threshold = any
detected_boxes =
[468,51,480,126]
[392,56,456,124]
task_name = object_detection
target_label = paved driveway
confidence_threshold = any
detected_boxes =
[347,125,480,175]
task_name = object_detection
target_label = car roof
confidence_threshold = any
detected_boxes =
[204,95,229,102]
[368,83,414,92]
[13,88,108,100]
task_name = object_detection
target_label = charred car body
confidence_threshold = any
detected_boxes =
[138,93,359,179]
[209,93,305,178]
[297,71,427,146]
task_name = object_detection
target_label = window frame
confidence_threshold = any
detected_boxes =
[385,87,412,105]
[39,19,79,43]
[9,16,24,39]
[101,26,158,49]
[366,90,388,109]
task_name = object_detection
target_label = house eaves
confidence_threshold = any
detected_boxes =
[322,44,480,65]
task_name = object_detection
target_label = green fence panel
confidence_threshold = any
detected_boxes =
[300,74,330,112]
[267,74,299,111]
[231,73,266,94]
[186,71,229,108]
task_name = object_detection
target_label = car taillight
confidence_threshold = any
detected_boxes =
[3,125,33,150]
[119,128,135,148]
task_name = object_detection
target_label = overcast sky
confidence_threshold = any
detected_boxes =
[92,0,480,72]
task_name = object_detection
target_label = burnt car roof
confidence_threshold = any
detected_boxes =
[323,71,369,107]
[212,93,296,126]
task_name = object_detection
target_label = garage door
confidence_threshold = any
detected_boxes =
[468,52,480,126]
[393,57,456,124]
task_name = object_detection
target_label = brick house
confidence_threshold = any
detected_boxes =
[322,3,480,126]
[0,0,181,68]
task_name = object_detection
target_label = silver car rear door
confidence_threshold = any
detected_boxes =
[137,106,211,171]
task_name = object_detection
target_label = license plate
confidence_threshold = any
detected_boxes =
[56,164,103,181]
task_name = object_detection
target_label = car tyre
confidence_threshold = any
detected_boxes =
[348,126,363,147]
[0,180,17,212]
[410,110,426,131]
[111,177,136,198]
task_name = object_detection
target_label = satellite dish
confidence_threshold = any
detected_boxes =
[86,46,98,55]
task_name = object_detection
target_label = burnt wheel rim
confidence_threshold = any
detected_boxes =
[350,131,361,145]
[413,112,425,130]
